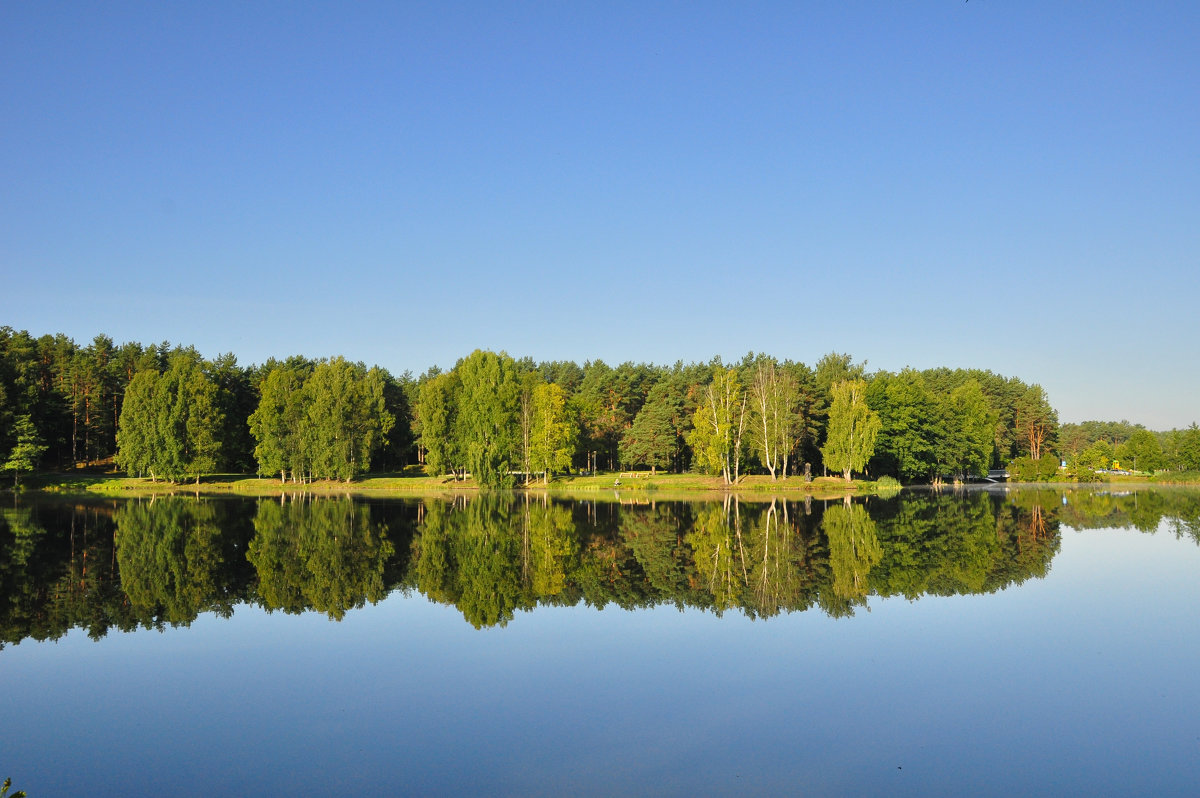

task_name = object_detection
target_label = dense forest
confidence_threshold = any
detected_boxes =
[2,326,1198,486]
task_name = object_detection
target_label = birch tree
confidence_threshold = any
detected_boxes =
[418,371,462,478]
[821,379,880,481]
[687,367,747,485]
[749,358,800,480]
[530,381,576,482]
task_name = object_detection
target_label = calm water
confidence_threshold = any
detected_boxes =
[3,488,1199,796]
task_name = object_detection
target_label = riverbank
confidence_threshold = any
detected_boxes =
[15,468,1198,500]
[15,469,892,501]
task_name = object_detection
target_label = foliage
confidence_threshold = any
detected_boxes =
[305,358,395,481]
[1076,439,1115,471]
[115,357,226,483]
[3,415,46,487]
[455,350,520,488]
[418,371,462,477]
[868,370,939,481]
[12,323,1172,490]
[248,364,311,481]
[620,393,676,473]
[247,357,394,482]
[1177,424,1200,471]
[248,498,394,619]
[1116,428,1165,473]
[821,379,881,480]
[938,380,995,478]
[1008,454,1061,482]
[530,382,577,481]
[686,368,747,484]
[748,356,802,479]
[1013,385,1058,461]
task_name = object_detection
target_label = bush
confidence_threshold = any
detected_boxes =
[872,475,902,496]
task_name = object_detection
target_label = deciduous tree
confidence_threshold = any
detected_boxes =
[821,379,880,481]
[531,382,576,482]
[687,368,747,484]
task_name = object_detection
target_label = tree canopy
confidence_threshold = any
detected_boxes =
[7,326,1198,486]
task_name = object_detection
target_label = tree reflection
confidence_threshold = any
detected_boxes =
[686,502,746,613]
[248,496,394,620]
[525,499,578,598]
[621,504,697,609]
[742,499,823,618]
[824,498,882,603]
[115,498,235,625]
[414,495,529,628]
[8,487,1200,644]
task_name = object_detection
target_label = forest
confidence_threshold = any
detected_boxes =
[2,326,1198,487]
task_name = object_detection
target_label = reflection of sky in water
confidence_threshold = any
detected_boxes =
[5,520,1200,797]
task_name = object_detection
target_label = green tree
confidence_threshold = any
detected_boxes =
[621,395,676,474]
[305,358,394,481]
[248,365,311,482]
[1177,424,1200,471]
[576,360,652,471]
[456,350,520,488]
[687,367,747,484]
[530,382,576,482]
[814,352,866,398]
[1117,428,1165,473]
[937,380,996,478]
[2,415,46,488]
[183,365,224,484]
[821,379,881,481]
[869,370,938,481]
[1077,439,1115,471]
[1013,385,1058,461]
[748,357,801,480]
[116,358,225,483]
[418,370,463,477]
[115,370,159,478]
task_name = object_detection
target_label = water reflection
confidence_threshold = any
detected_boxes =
[116,499,241,625]
[2,487,1200,644]
[249,497,394,620]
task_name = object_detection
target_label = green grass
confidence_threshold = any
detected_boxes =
[17,468,881,499]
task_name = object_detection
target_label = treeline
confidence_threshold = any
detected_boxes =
[1058,419,1200,474]
[411,350,1061,486]
[0,328,413,484]
[4,326,1197,486]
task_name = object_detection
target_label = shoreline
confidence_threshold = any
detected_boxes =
[9,470,1197,501]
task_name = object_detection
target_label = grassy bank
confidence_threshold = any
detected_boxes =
[15,468,890,500]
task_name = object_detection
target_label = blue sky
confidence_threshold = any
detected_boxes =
[2,2,1197,428]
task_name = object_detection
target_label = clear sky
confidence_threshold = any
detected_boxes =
[2,2,1197,428]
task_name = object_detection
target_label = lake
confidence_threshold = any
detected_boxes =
[3,487,1199,796]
